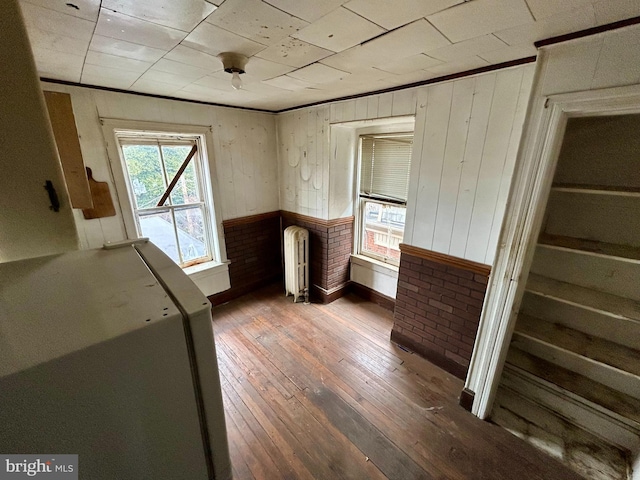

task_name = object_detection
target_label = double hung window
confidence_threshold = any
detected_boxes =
[358,133,413,266]
[116,132,214,268]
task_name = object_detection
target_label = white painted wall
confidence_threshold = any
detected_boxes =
[40,82,279,295]
[0,0,78,263]
[277,64,535,296]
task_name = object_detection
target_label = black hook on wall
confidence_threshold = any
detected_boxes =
[44,180,60,212]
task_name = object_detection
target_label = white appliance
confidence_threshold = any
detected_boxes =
[0,240,231,480]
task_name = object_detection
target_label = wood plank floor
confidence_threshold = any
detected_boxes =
[211,284,584,480]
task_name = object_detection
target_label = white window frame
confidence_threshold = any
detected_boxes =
[101,119,225,270]
[356,130,413,267]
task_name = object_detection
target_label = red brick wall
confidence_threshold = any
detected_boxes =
[281,212,353,303]
[209,212,282,305]
[391,250,489,379]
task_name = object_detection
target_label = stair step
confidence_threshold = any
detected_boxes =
[492,383,632,480]
[525,274,640,323]
[531,244,640,302]
[517,314,640,377]
[506,347,640,427]
[539,233,640,261]
[543,189,640,247]
[512,315,640,398]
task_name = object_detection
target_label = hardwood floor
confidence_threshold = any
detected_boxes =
[211,284,584,480]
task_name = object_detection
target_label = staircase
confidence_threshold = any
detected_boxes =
[491,116,640,480]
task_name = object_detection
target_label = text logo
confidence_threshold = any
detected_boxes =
[0,455,77,479]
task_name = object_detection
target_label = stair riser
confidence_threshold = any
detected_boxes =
[544,191,640,247]
[511,333,640,398]
[531,246,640,302]
[521,292,640,350]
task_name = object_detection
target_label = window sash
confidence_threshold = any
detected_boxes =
[359,133,413,203]
[359,197,405,266]
[117,134,213,268]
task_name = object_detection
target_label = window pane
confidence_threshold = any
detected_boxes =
[139,211,180,264]
[162,145,200,206]
[175,207,208,263]
[122,145,165,209]
[361,201,405,262]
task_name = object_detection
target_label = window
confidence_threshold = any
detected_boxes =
[357,133,413,266]
[115,131,215,268]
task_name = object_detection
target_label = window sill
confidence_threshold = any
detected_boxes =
[183,260,228,277]
[351,254,399,274]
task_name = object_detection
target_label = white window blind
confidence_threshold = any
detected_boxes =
[359,134,413,202]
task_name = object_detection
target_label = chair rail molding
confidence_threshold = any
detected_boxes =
[464,49,640,420]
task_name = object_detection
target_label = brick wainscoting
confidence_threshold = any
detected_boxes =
[209,211,282,306]
[390,244,491,379]
[281,211,353,303]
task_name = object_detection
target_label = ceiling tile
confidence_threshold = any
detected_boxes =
[288,63,349,83]
[320,45,383,72]
[130,79,182,96]
[426,34,507,63]
[263,75,314,91]
[255,37,333,67]
[344,0,463,30]
[102,0,215,32]
[89,35,166,62]
[81,64,142,87]
[292,7,385,52]
[206,0,308,46]
[478,43,537,64]
[137,69,206,88]
[81,74,137,89]
[262,0,346,23]
[240,78,291,96]
[375,53,442,75]
[25,27,90,57]
[524,0,592,20]
[164,45,223,71]
[182,22,267,57]
[495,5,595,46]
[363,19,451,67]
[151,58,215,77]
[243,57,296,80]
[190,76,233,92]
[593,0,640,25]
[32,47,84,81]
[20,0,100,22]
[425,56,490,76]
[85,50,153,73]
[94,8,187,50]
[20,2,95,42]
[427,0,534,43]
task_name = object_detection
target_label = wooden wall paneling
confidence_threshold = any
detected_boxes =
[217,109,239,220]
[315,108,326,217]
[540,38,603,96]
[329,102,342,123]
[465,67,524,263]
[43,91,93,209]
[378,92,393,118]
[242,111,258,214]
[391,89,417,116]
[342,100,356,122]
[432,77,475,254]
[230,110,249,217]
[448,73,497,259]
[485,65,535,264]
[320,108,331,219]
[367,95,380,119]
[591,27,640,90]
[403,86,429,245]
[355,97,368,120]
[410,81,454,250]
